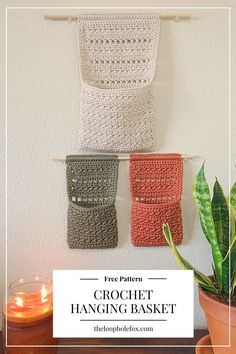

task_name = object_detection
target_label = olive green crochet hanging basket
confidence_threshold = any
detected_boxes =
[66,155,119,249]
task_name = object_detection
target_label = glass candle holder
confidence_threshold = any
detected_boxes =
[2,276,57,354]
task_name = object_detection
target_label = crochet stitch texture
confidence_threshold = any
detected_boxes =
[77,14,160,152]
[66,155,119,248]
[130,153,183,246]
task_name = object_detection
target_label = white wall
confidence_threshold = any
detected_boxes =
[1,0,235,331]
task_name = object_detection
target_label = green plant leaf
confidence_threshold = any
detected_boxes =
[222,262,230,294]
[231,272,236,295]
[211,180,230,293]
[212,179,229,257]
[192,164,223,289]
[231,183,236,209]
[231,237,236,276]
[163,224,218,294]
[230,184,236,244]
[222,236,236,294]
[231,204,236,241]
[229,199,236,280]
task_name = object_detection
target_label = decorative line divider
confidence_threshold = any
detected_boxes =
[53,154,200,162]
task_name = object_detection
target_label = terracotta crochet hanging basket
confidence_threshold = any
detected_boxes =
[196,287,236,354]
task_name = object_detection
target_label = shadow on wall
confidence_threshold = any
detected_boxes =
[154,21,174,150]
[154,21,196,246]
[116,162,131,248]
[181,161,195,245]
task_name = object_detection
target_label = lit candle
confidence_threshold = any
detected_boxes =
[2,276,56,354]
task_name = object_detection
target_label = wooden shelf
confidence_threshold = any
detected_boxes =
[1,330,207,353]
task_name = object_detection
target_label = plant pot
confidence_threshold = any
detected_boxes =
[198,286,236,354]
[195,334,213,354]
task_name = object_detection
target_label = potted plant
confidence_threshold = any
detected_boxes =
[163,164,236,354]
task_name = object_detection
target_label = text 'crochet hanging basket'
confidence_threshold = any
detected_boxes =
[129,153,183,246]
[77,14,161,152]
[66,155,119,249]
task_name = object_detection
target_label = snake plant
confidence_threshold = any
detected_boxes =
[163,164,236,304]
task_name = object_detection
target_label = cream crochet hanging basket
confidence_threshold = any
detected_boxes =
[77,14,161,152]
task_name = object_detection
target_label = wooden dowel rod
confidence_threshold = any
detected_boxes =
[53,154,200,162]
[44,14,191,21]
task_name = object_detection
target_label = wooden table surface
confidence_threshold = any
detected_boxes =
[1,330,207,353]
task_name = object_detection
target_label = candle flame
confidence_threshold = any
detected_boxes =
[15,297,24,307]
[41,284,47,303]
